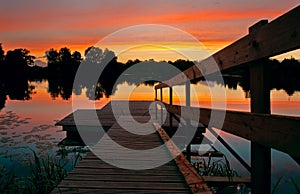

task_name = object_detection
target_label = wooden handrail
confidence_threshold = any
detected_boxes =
[154,6,300,192]
[159,102,300,158]
[155,5,300,89]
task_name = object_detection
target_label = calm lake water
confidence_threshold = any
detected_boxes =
[0,80,299,192]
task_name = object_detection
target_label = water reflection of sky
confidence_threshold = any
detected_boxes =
[0,81,110,177]
[0,110,63,176]
[0,81,299,192]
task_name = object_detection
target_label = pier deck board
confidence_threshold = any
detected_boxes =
[53,101,209,193]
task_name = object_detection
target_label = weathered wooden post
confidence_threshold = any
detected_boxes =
[249,20,271,194]
[250,62,271,194]
[169,87,173,132]
[185,81,191,162]
[160,88,163,124]
[155,89,158,120]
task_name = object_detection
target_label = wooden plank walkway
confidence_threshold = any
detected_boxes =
[53,101,210,193]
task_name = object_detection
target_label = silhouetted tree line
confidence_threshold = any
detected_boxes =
[221,58,300,96]
[0,43,36,110]
[0,42,300,110]
[0,43,195,109]
[270,58,300,96]
[44,46,195,101]
[45,47,82,99]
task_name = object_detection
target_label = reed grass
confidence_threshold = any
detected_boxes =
[0,150,82,194]
[193,154,238,182]
[24,151,68,193]
[0,165,15,192]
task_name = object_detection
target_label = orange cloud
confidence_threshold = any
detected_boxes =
[1,1,298,61]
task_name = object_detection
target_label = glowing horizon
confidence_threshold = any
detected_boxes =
[1,1,299,62]
[11,81,299,117]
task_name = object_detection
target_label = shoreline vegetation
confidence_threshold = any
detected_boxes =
[1,148,299,193]
[0,150,82,194]
[0,43,300,111]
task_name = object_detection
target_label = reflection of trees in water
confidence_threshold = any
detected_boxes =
[0,42,300,110]
[219,58,300,96]
[271,58,300,96]
[0,45,36,110]
[46,47,82,100]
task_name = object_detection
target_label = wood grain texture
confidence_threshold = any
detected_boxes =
[155,5,300,89]
[162,102,300,157]
[153,122,212,194]
[54,101,210,193]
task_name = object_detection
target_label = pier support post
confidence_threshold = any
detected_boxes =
[155,89,157,120]
[160,88,163,125]
[185,81,191,162]
[250,62,271,194]
[169,87,173,133]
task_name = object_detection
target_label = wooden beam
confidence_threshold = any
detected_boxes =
[185,81,191,107]
[153,122,212,194]
[202,176,251,183]
[155,100,158,120]
[161,102,300,158]
[155,83,169,90]
[160,88,163,124]
[169,87,173,131]
[185,81,191,162]
[155,5,300,89]
[169,87,173,105]
[155,89,158,120]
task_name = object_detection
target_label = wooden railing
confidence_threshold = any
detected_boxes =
[154,5,300,194]
[155,5,300,88]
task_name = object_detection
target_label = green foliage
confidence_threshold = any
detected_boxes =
[0,150,82,194]
[0,165,15,192]
[193,154,238,181]
[24,151,68,193]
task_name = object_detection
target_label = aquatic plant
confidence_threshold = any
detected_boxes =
[193,153,238,181]
[24,151,68,193]
[0,150,83,193]
[0,165,15,192]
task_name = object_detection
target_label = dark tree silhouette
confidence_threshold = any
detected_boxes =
[81,47,121,99]
[84,46,102,64]
[72,51,82,63]
[4,48,35,77]
[46,47,82,100]
[0,44,6,109]
[0,43,4,62]
[1,42,300,111]
[98,49,123,97]
[168,59,194,72]
[270,58,300,96]
[0,43,5,82]
[0,42,5,110]
[219,58,300,97]
[0,48,36,108]
[46,49,60,66]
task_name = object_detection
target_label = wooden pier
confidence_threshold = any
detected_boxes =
[154,5,300,194]
[53,101,211,193]
[53,5,300,194]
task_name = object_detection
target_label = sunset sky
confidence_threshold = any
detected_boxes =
[0,0,299,62]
